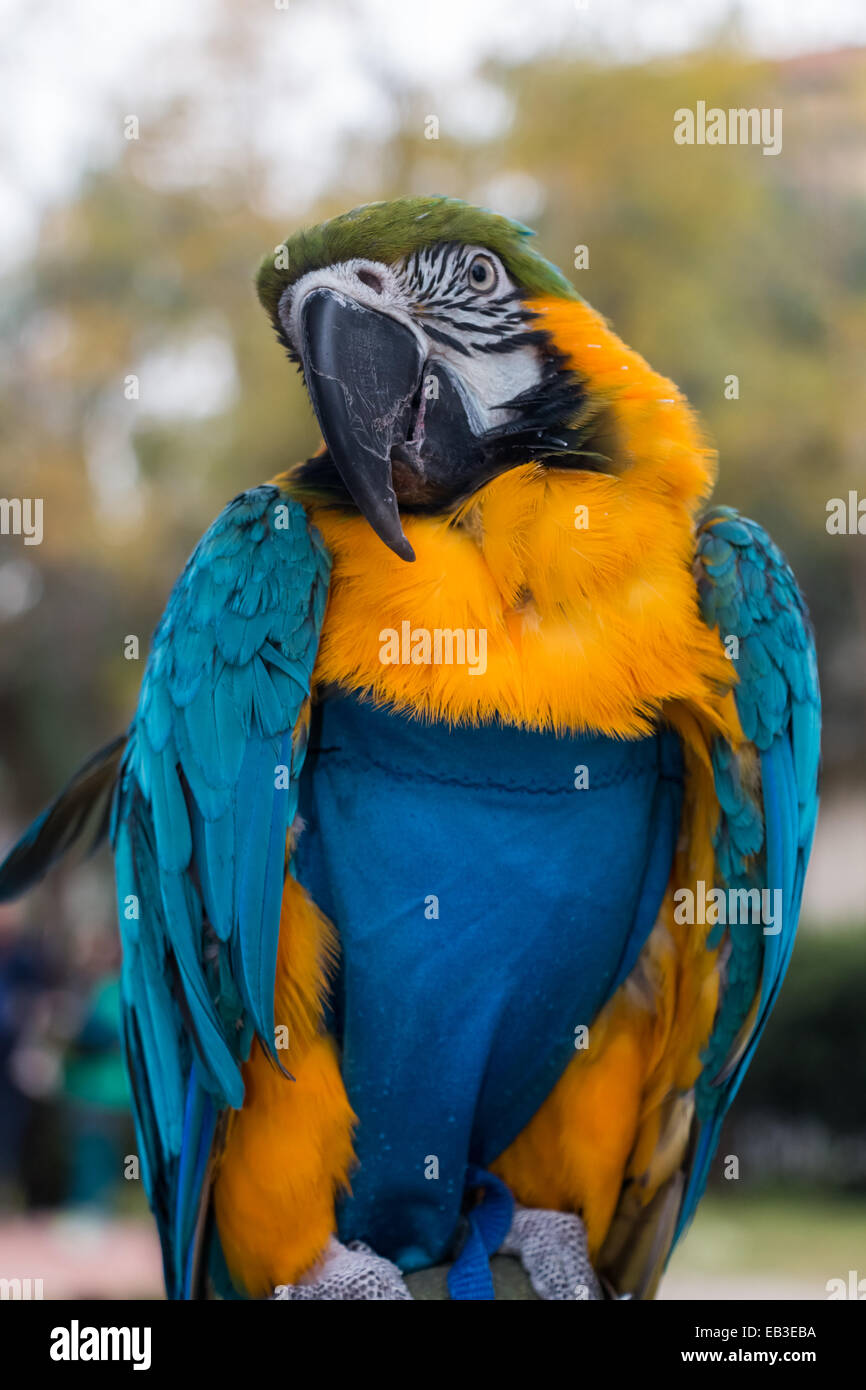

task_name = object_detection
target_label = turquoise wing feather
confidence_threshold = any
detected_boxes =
[673,507,820,1243]
[111,485,330,1297]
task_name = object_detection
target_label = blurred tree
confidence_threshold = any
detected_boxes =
[0,34,863,837]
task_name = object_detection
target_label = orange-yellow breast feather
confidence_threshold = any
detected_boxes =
[302,296,738,747]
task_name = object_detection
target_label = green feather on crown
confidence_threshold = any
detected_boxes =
[256,195,579,325]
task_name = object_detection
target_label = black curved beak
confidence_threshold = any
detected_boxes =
[299,287,423,561]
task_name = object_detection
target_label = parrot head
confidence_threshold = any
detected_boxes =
[258,197,603,562]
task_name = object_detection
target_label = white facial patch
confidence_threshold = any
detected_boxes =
[278,246,546,437]
[429,335,541,433]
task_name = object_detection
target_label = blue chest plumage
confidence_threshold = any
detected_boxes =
[293,696,683,1270]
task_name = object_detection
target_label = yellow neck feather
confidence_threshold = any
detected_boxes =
[282,297,739,742]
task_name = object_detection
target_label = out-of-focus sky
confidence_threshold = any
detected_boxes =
[2,0,866,270]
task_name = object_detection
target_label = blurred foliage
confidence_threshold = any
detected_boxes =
[732,928,866,1137]
[0,35,864,814]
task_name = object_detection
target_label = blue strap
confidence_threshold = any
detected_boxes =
[447,1166,514,1301]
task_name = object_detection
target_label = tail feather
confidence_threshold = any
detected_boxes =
[0,735,127,900]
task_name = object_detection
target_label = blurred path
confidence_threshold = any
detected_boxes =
[0,1214,163,1299]
[660,1273,819,1300]
[0,1217,828,1299]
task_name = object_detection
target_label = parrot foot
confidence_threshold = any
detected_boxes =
[271,1237,413,1300]
[500,1203,603,1301]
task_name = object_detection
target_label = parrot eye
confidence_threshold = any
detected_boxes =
[467,253,498,293]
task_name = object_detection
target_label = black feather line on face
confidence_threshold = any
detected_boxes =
[472,343,607,473]
[469,330,542,355]
[421,322,472,356]
[274,321,301,368]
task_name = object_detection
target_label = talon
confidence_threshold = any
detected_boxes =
[500,1203,603,1301]
[271,1237,413,1301]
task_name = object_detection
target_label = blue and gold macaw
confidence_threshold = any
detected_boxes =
[0,197,820,1301]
